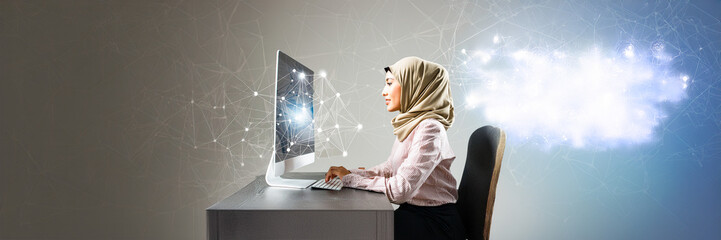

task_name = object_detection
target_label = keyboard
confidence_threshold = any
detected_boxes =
[310,178,343,191]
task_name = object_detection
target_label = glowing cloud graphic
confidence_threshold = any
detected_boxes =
[462,41,689,148]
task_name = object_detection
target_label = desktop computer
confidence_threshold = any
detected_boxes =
[265,50,341,190]
[207,51,390,240]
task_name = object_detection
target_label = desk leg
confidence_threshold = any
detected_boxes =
[207,211,218,240]
[377,211,394,240]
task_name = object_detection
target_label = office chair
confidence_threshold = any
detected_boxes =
[456,126,506,240]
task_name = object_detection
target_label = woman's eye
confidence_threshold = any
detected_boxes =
[386,82,392,86]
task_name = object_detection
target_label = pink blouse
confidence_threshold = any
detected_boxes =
[341,119,458,206]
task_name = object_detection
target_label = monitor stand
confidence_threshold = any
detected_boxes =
[265,154,316,189]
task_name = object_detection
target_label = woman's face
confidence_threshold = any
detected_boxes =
[382,71,401,112]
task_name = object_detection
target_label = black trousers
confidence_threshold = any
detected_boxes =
[394,203,466,240]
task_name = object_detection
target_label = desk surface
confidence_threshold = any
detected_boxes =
[206,172,394,239]
[207,172,393,211]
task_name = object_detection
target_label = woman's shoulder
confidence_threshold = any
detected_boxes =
[410,118,446,137]
[417,118,445,130]
[407,118,454,157]
[400,118,447,144]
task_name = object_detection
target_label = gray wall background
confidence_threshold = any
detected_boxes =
[2,0,720,239]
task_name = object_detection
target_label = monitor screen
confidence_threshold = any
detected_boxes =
[275,51,315,163]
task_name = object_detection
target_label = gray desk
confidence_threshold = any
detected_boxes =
[207,172,394,239]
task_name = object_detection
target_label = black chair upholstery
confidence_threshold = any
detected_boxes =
[456,126,506,240]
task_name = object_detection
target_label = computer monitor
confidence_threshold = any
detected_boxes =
[265,50,318,188]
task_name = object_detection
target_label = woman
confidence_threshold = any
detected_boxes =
[325,56,465,240]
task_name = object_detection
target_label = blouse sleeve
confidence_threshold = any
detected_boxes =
[341,121,445,204]
[347,144,395,177]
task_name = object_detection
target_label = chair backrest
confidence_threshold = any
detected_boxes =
[456,126,506,240]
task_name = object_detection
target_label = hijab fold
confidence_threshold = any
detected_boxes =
[386,57,454,142]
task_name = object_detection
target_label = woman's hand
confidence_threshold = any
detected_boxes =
[325,166,351,182]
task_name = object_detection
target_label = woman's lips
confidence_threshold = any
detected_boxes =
[385,100,390,105]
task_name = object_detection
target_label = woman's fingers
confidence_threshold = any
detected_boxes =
[325,166,337,182]
[325,166,343,182]
[324,168,333,182]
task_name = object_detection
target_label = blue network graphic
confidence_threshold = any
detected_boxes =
[447,1,720,239]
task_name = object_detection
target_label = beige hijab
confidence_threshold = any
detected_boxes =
[386,56,454,142]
